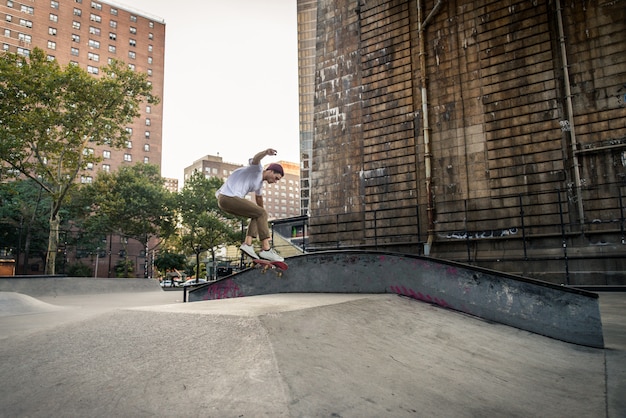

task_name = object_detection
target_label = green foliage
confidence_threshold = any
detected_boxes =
[114,258,134,278]
[81,163,176,249]
[154,250,187,276]
[177,171,240,255]
[0,179,50,266]
[67,263,92,278]
[0,48,159,274]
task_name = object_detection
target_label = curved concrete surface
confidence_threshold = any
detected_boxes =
[0,292,66,317]
[0,276,624,417]
[188,251,604,347]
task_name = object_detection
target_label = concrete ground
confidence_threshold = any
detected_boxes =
[0,279,624,417]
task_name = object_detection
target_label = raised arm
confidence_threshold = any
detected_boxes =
[251,148,277,165]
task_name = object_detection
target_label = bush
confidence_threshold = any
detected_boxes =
[67,263,92,277]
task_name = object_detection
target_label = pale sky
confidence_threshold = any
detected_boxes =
[110,0,300,184]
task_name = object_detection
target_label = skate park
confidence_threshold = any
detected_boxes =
[1,250,625,417]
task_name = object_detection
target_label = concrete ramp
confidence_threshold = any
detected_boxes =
[189,250,604,348]
[0,292,66,317]
[0,277,162,298]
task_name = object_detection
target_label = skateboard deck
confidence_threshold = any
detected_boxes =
[253,259,288,277]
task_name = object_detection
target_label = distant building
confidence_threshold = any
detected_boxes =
[163,177,178,193]
[297,0,317,216]
[184,155,300,220]
[0,0,166,180]
[0,0,166,278]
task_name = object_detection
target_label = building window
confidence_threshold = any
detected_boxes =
[4,29,10,37]
[128,63,135,71]
[48,27,56,36]
[128,51,135,59]
[108,45,115,53]
[103,150,111,159]
[72,21,81,30]
[147,69,152,76]
[7,0,13,8]
[73,8,81,16]
[148,44,153,52]
[144,131,150,138]
[110,8,117,16]
[129,39,136,47]
[148,33,153,40]
[88,39,100,48]
[19,18,32,28]
[80,176,93,184]
[5,15,11,23]
[51,1,59,9]
[109,32,116,40]
[90,13,101,23]
[87,65,98,74]
[149,21,154,28]
[124,154,132,162]
[49,13,58,22]
[88,52,99,61]
[70,47,79,56]
[143,144,150,152]
[145,118,151,126]
[102,164,110,172]
[125,127,133,135]
[145,105,151,113]
[89,26,100,36]
[125,140,132,149]
[109,20,116,28]
[17,47,29,56]
[130,15,137,22]
[18,33,32,43]
[91,1,102,11]
[20,5,34,14]
[143,157,149,164]
[129,27,137,34]
[47,40,56,50]
[72,33,80,42]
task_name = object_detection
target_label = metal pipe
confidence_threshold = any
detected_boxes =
[417,0,443,255]
[423,0,444,27]
[556,0,585,225]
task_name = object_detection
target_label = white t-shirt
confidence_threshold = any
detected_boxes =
[216,159,263,198]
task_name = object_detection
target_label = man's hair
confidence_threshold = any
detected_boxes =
[266,163,284,177]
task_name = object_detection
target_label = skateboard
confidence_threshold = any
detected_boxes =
[253,259,288,277]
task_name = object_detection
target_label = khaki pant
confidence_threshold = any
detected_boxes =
[217,194,270,241]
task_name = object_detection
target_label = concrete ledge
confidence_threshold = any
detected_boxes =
[189,250,604,348]
[0,277,162,297]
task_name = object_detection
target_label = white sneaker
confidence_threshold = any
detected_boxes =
[259,248,284,262]
[240,243,259,259]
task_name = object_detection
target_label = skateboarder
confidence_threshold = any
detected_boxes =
[216,148,285,262]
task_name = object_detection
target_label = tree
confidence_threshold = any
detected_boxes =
[0,48,159,274]
[154,250,187,278]
[177,172,240,280]
[0,179,50,273]
[85,164,176,277]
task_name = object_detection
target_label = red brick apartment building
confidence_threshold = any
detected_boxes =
[1,0,165,277]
